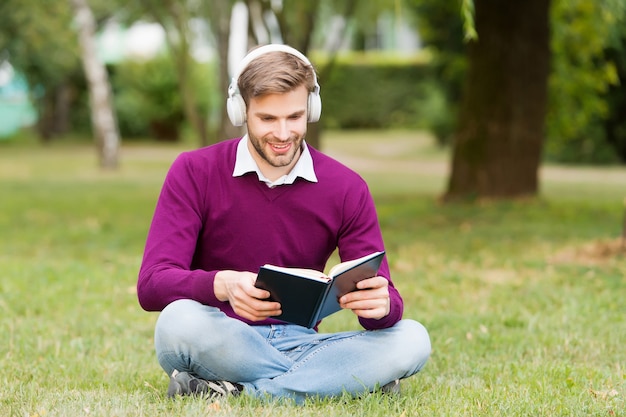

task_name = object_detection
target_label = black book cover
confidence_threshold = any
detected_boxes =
[255,251,385,328]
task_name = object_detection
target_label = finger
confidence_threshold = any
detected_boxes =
[235,303,282,321]
[341,297,387,311]
[346,296,390,319]
[351,307,387,319]
[248,286,272,300]
[340,286,388,305]
[233,297,282,319]
[238,294,281,313]
[356,276,388,290]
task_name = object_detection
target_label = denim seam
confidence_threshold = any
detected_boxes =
[276,330,368,377]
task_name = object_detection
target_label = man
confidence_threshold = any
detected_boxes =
[137,44,431,404]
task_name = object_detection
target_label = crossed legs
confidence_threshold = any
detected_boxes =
[154,299,431,403]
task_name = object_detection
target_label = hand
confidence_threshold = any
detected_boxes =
[339,276,390,320]
[214,270,281,321]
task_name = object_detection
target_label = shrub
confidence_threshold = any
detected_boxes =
[320,55,439,131]
[111,55,215,141]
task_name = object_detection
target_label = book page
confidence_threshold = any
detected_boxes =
[328,251,385,278]
[261,264,331,282]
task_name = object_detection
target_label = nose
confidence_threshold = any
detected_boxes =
[274,119,290,141]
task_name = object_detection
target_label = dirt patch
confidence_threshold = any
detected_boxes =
[549,238,626,266]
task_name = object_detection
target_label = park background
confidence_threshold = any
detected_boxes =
[1,0,625,416]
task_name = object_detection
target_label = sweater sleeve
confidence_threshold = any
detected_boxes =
[137,153,225,311]
[336,179,404,330]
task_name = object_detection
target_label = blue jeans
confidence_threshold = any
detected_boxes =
[154,299,431,403]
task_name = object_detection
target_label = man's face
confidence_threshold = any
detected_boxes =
[246,85,309,174]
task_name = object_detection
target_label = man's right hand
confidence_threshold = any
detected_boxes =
[214,270,282,321]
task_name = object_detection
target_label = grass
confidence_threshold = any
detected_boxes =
[1,130,625,416]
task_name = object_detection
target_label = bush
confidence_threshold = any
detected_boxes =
[545,0,624,164]
[320,55,440,131]
[111,55,216,141]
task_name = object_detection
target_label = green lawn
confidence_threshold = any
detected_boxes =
[1,131,624,416]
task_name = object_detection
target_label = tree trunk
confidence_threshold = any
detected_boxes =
[70,0,120,169]
[36,81,73,141]
[36,90,56,143]
[140,0,210,147]
[165,0,209,147]
[444,0,551,200]
[207,0,243,142]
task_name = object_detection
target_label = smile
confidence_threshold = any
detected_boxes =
[270,142,292,152]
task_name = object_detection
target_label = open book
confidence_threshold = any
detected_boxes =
[254,251,385,328]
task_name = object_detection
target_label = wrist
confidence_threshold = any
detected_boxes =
[214,270,228,301]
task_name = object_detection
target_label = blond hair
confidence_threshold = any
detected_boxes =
[237,51,317,106]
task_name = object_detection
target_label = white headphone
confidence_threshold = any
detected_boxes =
[226,44,322,127]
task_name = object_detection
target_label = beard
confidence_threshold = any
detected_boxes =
[248,130,305,168]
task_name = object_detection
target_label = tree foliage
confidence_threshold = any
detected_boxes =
[603,6,626,162]
[403,0,466,145]
[546,0,623,163]
[0,1,78,87]
[0,0,79,139]
[113,55,215,141]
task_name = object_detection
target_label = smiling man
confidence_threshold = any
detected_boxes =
[137,44,431,404]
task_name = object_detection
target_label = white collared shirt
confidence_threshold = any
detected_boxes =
[232,135,318,188]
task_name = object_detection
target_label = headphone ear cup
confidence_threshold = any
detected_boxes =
[227,93,246,127]
[307,92,322,123]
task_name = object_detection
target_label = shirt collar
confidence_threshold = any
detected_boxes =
[233,135,318,188]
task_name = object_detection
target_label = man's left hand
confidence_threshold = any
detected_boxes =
[339,276,390,320]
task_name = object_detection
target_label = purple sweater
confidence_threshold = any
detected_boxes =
[137,138,403,330]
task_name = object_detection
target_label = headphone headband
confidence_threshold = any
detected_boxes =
[226,44,322,127]
[230,44,315,86]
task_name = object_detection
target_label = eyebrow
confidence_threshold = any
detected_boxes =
[254,109,307,119]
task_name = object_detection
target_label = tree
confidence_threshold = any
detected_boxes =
[137,0,211,146]
[134,0,246,145]
[405,0,467,145]
[71,0,120,169]
[444,0,551,200]
[604,20,626,162]
[199,0,242,143]
[547,0,623,163]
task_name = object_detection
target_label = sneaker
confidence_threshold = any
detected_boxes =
[167,369,242,399]
[380,379,401,395]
